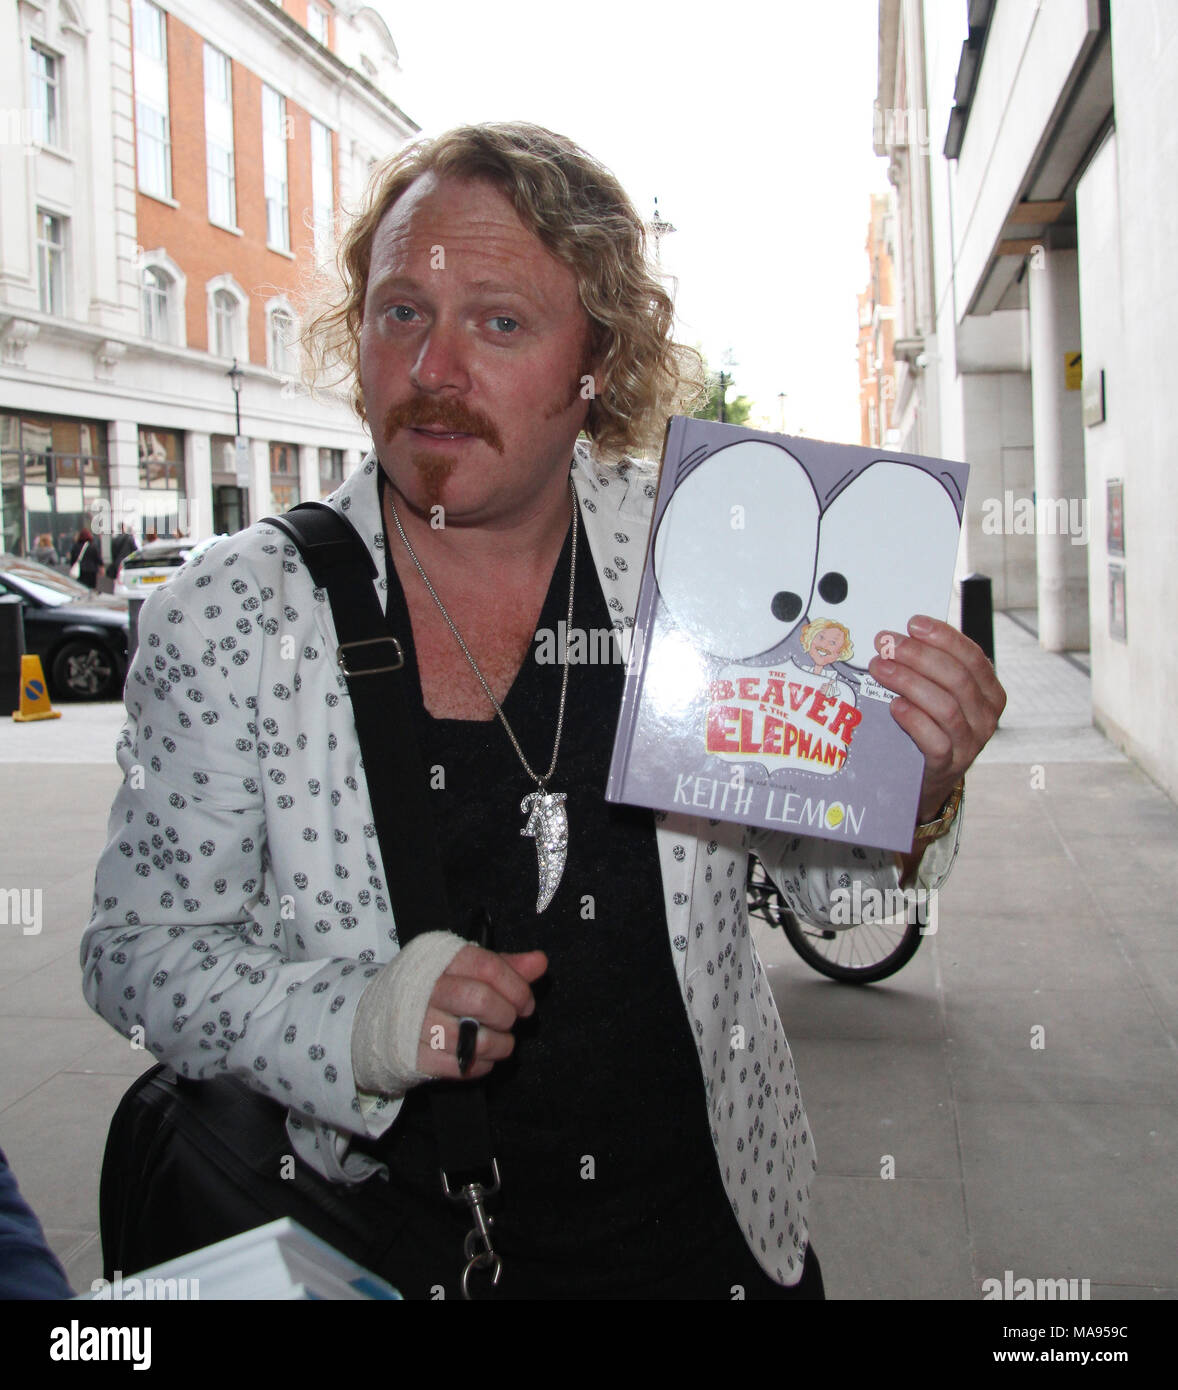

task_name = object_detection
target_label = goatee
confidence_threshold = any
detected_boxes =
[413,454,456,507]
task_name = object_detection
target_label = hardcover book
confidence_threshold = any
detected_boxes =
[79,1217,402,1300]
[606,417,969,852]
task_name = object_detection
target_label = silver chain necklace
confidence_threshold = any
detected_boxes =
[386,478,577,913]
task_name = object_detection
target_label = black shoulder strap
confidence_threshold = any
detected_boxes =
[262,503,496,1192]
[264,503,450,943]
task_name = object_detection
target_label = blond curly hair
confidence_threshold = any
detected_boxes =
[301,122,703,461]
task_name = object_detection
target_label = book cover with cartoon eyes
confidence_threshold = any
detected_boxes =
[605,416,969,852]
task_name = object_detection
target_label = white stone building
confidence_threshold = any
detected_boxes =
[876,0,1178,801]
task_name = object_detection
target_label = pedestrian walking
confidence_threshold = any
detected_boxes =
[67,528,101,589]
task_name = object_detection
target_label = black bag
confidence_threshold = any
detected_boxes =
[99,1065,409,1280]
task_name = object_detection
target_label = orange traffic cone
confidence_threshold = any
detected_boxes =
[12,654,61,721]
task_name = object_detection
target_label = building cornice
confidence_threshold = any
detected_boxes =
[875,0,901,155]
[0,309,355,412]
[238,0,420,134]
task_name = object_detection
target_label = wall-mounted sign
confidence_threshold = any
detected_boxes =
[1083,369,1106,426]
[1108,564,1126,642]
[235,435,251,489]
[1107,479,1124,556]
[1065,351,1082,390]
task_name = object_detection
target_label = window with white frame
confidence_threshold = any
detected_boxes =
[268,307,295,374]
[29,45,61,148]
[207,276,246,360]
[36,210,65,315]
[204,44,236,229]
[311,119,334,261]
[141,265,171,342]
[262,86,290,252]
[132,0,172,200]
[213,288,238,358]
[139,252,186,346]
[307,3,329,46]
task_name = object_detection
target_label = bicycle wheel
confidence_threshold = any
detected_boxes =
[746,857,791,929]
[781,909,924,985]
[746,857,925,985]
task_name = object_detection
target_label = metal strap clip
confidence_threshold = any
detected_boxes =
[440,1157,502,1300]
[336,636,404,677]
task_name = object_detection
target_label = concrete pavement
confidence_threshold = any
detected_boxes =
[1,612,1175,1298]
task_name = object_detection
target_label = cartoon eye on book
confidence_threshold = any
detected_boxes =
[811,460,961,671]
[653,439,820,660]
[654,443,961,668]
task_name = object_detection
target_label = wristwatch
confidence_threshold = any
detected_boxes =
[912,776,965,844]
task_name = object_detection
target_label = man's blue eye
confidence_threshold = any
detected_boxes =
[489,316,518,333]
[388,305,417,322]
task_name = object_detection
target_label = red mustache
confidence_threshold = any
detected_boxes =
[382,396,504,454]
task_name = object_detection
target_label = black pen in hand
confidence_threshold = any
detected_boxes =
[456,907,492,1077]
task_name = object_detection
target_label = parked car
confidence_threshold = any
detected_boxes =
[114,535,224,598]
[0,553,129,700]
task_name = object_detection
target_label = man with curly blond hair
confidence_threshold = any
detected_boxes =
[83,123,1003,1300]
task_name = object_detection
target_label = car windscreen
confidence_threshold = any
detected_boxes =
[0,561,93,606]
[121,551,187,570]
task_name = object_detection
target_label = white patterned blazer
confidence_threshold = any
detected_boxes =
[81,442,961,1286]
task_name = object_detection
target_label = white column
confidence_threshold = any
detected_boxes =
[0,15,35,309]
[185,432,212,540]
[250,438,270,522]
[1028,248,1089,650]
[105,0,142,326]
[107,418,141,537]
[299,443,318,503]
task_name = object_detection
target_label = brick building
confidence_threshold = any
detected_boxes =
[0,0,418,565]
[855,190,897,448]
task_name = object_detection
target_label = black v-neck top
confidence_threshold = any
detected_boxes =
[361,486,790,1299]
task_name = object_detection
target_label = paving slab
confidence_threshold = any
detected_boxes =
[0,700,125,765]
[789,1037,960,1179]
[810,1175,974,1300]
[959,1100,1178,1290]
[1,1070,136,1234]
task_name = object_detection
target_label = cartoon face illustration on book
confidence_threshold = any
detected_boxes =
[653,439,961,778]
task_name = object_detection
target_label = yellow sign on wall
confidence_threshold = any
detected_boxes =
[1065,352,1082,390]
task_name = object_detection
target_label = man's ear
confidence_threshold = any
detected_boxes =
[580,328,607,407]
[571,358,604,410]
[586,350,610,407]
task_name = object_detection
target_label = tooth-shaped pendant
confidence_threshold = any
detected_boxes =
[521,790,568,914]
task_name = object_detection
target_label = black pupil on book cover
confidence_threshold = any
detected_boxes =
[771,591,803,622]
[817,572,848,604]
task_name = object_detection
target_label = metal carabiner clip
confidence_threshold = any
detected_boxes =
[441,1157,503,1300]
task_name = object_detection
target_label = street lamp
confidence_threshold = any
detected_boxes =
[227,358,243,437]
[227,359,249,491]
[647,197,676,265]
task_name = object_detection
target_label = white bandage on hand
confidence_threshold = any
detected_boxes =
[350,930,469,1097]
